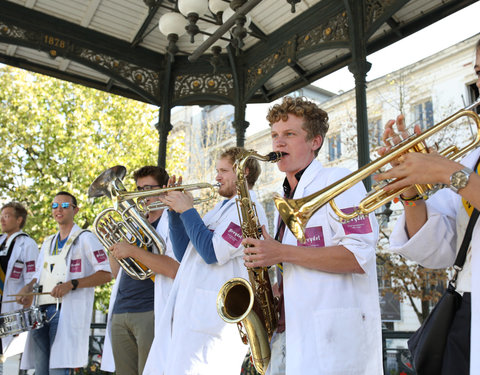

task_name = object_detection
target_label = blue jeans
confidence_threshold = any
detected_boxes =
[31,304,71,375]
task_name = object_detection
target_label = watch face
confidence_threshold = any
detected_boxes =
[452,170,469,189]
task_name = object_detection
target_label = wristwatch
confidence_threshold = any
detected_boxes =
[70,279,79,291]
[449,167,473,193]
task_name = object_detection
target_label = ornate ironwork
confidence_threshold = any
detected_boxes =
[246,40,290,92]
[76,48,161,100]
[365,0,397,30]
[174,73,234,101]
[297,10,349,52]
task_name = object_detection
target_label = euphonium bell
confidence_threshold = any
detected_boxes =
[275,100,480,242]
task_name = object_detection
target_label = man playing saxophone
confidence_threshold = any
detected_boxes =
[153,146,269,375]
[242,96,383,374]
[100,166,179,375]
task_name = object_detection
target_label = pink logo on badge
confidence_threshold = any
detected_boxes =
[297,226,325,247]
[10,266,22,279]
[340,207,373,235]
[222,222,243,248]
[94,249,107,263]
[26,260,35,272]
[70,259,82,273]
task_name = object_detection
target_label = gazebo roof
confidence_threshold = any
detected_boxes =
[1,0,475,107]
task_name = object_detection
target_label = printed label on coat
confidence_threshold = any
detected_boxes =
[340,207,373,235]
[297,226,325,247]
[221,222,243,248]
[10,265,23,279]
[26,260,35,272]
[70,259,82,273]
[93,249,107,263]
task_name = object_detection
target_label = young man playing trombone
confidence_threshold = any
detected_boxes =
[242,96,383,374]
[150,147,269,375]
[100,166,179,375]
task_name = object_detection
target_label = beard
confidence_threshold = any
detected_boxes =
[219,184,236,199]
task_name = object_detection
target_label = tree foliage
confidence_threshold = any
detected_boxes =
[0,65,185,312]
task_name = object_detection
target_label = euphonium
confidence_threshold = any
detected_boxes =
[274,99,480,242]
[89,166,219,280]
[88,166,166,280]
[217,150,283,375]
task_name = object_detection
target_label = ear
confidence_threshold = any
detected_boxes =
[15,216,23,228]
[311,135,323,152]
[244,167,249,177]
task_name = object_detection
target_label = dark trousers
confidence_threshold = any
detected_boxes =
[442,292,471,375]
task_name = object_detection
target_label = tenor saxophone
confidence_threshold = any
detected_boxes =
[217,150,283,375]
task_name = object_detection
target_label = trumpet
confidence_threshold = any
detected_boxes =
[274,100,480,242]
[89,166,218,280]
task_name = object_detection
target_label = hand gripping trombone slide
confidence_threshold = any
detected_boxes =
[217,150,284,375]
[274,99,480,243]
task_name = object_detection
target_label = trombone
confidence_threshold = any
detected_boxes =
[274,99,480,243]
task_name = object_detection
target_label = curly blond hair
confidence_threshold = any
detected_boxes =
[266,96,329,156]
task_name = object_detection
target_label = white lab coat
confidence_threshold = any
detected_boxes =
[150,191,268,375]
[20,224,111,370]
[0,231,38,356]
[389,147,480,375]
[101,210,176,373]
[277,159,382,375]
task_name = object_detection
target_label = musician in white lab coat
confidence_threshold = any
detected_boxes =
[243,96,383,375]
[152,146,269,375]
[0,202,38,360]
[101,166,179,375]
[375,41,480,374]
[17,191,112,375]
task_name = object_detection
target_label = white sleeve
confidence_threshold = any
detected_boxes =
[21,237,40,284]
[325,169,379,274]
[389,192,458,268]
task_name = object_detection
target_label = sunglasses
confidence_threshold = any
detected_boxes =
[51,202,76,209]
[137,184,161,191]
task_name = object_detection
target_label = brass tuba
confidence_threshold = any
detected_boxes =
[274,100,480,242]
[89,166,219,280]
[217,150,283,375]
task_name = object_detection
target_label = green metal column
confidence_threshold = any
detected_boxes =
[346,0,372,190]
[156,57,173,169]
[228,45,249,147]
[232,102,249,147]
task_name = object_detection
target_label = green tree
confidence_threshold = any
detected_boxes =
[0,65,186,312]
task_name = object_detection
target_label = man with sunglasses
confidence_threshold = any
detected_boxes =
[18,191,112,375]
[0,202,38,363]
[101,166,179,375]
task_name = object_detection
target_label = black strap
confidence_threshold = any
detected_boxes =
[453,208,479,269]
[453,153,480,269]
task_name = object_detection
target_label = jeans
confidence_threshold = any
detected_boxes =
[31,304,71,375]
